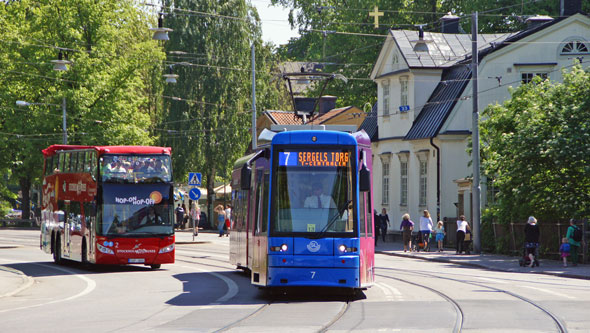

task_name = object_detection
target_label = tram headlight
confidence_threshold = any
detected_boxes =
[338,245,357,253]
[159,243,175,254]
[271,244,288,252]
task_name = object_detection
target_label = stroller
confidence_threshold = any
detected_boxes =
[519,244,540,267]
[412,231,431,252]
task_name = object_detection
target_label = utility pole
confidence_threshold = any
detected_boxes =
[251,43,257,151]
[62,96,67,144]
[471,12,481,254]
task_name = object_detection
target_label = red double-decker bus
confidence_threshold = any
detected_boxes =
[40,145,175,269]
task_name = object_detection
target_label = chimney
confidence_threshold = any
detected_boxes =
[318,95,337,115]
[525,15,554,29]
[561,0,582,16]
[440,13,460,33]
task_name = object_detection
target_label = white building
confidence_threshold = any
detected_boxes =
[364,1,589,229]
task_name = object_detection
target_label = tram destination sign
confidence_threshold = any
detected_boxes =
[279,151,350,167]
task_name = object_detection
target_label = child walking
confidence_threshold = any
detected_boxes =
[434,221,446,252]
[560,237,571,267]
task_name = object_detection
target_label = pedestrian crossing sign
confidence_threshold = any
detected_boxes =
[188,172,202,186]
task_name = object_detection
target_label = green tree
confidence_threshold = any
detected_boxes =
[0,0,165,219]
[159,0,283,218]
[481,65,590,224]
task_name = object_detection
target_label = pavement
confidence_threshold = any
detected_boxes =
[1,230,589,298]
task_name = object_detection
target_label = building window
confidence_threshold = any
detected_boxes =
[419,160,427,206]
[392,52,399,65]
[561,40,589,55]
[382,160,389,204]
[400,161,408,206]
[382,81,390,116]
[521,72,548,84]
[400,77,408,107]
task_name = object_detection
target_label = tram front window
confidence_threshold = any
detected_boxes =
[271,149,355,237]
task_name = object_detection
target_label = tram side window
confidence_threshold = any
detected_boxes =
[367,188,373,237]
[261,173,269,233]
[359,193,366,237]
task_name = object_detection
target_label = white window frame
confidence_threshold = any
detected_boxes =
[400,161,408,206]
[521,72,548,84]
[560,40,589,55]
[400,76,408,108]
[380,154,391,205]
[416,151,429,207]
[382,81,390,116]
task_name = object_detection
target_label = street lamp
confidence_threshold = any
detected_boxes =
[151,13,173,41]
[16,99,67,144]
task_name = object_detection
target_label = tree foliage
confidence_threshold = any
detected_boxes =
[0,0,165,217]
[159,0,284,214]
[481,65,590,223]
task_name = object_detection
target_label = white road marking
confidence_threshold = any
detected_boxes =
[0,262,96,313]
[375,282,403,301]
[474,276,507,284]
[178,265,238,304]
[523,285,576,299]
[0,265,34,298]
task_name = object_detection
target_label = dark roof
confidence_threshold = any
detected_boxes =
[404,65,471,140]
[359,103,378,141]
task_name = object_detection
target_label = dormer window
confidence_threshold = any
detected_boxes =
[561,40,589,55]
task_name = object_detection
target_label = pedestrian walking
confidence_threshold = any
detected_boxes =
[524,216,540,267]
[419,210,433,251]
[400,213,414,252]
[434,220,445,252]
[174,204,185,230]
[379,208,390,242]
[224,204,232,237]
[456,215,471,254]
[566,219,582,266]
[215,204,226,237]
[374,210,381,246]
[190,202,200,236]
[560,237,571,267]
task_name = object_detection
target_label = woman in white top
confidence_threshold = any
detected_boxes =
[456,215,471,254]
[419,210,433,251]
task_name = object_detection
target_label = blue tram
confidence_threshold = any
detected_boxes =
[230,126,375,290]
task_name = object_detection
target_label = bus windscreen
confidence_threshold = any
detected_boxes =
[272,148,355,236]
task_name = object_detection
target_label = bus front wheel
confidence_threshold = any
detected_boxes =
[53,235,62,265]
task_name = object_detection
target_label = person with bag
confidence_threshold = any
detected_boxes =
[566,219,582,266]
[524,216,540,267]
[456,215,471,254]
[400,213,414,252]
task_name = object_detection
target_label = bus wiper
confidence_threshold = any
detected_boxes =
[310,200,352,239]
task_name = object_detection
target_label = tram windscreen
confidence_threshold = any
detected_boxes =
[271,148,355,237]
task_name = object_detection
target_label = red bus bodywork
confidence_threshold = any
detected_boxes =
[40,145,175,269]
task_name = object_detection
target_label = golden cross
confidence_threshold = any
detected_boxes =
[369,6,384,29]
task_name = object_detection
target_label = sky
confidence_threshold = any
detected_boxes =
[252,0,300,45]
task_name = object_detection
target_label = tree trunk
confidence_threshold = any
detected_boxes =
[19,176,31,220]
[206,167,216,229]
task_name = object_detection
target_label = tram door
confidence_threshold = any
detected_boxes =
[251,170,269,286]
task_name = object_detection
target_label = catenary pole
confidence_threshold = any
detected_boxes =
[251,43,257,151]
[471,12,481,254]
[62,96,67,144]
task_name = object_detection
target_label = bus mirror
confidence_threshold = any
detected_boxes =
[240,164,251,190]
[359,165,370,192]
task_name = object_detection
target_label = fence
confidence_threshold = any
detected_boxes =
[0,218,38,228]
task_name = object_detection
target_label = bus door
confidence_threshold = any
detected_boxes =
[251,170,269,286]
[364,188,375,285]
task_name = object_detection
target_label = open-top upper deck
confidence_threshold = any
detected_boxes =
[42,145,171,157]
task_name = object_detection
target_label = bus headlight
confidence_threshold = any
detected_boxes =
[338,245,357,253]
[159,244,175,254]
[97,243,114,254]
[270,244,288,252]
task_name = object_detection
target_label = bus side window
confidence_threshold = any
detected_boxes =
[64,153,71,173]
[45,156,53,176]
[57,153,64,173]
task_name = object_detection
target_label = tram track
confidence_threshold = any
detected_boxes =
[175,247,355,332]
[378,267,567,333]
